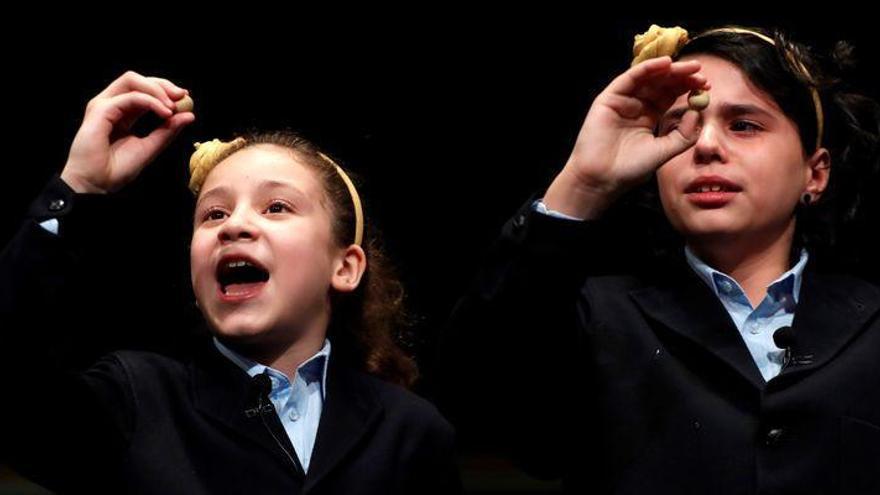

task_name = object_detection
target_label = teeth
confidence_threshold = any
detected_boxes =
[225,260,255,269]
[697,185,725,193]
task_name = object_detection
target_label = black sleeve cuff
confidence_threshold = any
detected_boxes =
[25,174,118,239]
[502,193,610,265]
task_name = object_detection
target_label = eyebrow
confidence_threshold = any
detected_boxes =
[196,180,309,208]
[660,103,777,127]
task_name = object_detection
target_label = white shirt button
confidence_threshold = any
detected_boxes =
[289,410,300,421]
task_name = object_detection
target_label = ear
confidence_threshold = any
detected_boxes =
[330,244,367,293]
[804,147,831,200]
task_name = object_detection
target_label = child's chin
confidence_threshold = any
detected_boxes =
[683,225,745,245]
[209,317,273,342]
[218,325,271,340]
[679,213,744,234]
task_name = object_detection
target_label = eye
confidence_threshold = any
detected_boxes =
[202,208,226,222]
[266,200,292,214]
[731,120,762,133]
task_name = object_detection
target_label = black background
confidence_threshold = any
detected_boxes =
[3,11,880,492]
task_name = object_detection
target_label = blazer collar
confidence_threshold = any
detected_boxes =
[629,253,880,391]
[190,335,384,490]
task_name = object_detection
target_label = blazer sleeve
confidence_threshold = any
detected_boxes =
[439,196,616,479]
[0,174,136,492]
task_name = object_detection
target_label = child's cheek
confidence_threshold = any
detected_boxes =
[189,236,215,295]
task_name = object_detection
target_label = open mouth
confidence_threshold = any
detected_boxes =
[216,257,270,296]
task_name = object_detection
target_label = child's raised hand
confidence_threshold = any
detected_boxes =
[60,71,195,194]
[544,57,709,219]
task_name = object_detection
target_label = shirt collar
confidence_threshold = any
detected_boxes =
[684,246,809,305]
[213,337,331,399]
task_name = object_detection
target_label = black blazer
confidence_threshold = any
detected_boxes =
[441,198,880,494]
[0,175,461,495]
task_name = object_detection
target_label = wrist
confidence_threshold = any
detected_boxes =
[60,168,107,195]
[544,169,616,220]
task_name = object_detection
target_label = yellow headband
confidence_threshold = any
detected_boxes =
[188,138,365,246]
[317,151,364,247]
[632,25,824,150]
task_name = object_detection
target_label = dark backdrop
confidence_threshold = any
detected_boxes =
[3,12,879,493]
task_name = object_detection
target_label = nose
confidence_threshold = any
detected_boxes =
[217,208,259,243]
[692,120,728,165]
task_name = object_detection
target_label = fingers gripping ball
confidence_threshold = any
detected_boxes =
[687,90,710,110]
[175,94,194,113]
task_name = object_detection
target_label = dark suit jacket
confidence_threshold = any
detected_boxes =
[0,175,461,495]
[441,198,880,494]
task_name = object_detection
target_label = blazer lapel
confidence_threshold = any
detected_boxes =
[189,337,304,478]
[629,255,766,390]
[303,357,383,493]
[770,267,880,387]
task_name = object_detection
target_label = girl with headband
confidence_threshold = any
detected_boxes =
[0,71,460,494]
[443,25,880,493]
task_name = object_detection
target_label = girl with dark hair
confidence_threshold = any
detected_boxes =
[443,25,880,494]
[0,71,460,494]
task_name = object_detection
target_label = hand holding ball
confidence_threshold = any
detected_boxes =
[174,94,194,113]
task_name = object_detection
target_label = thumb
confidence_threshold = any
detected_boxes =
[653,109,700,164]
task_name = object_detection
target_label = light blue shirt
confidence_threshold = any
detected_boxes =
[532,199,583,221]
[39,219,59,235]
[684,247,808,382]
[213,337,330,473]
[533,199,807,382]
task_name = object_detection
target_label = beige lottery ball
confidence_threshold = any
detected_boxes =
[175,94,194,113]
[688,90,709,110]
